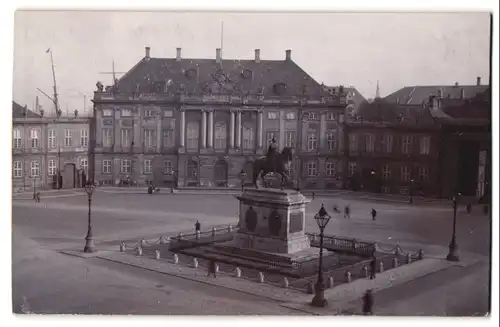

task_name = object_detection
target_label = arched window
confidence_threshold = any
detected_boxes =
[214,123,227,150]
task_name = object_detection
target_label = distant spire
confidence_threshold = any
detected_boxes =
[375,80,380,99]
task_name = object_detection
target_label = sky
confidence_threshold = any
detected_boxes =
[12,11,491,114]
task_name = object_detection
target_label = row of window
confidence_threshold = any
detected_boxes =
[102,108,175,118]
[349,134,431,155]
[100,159,174,175]
[346,162,429,182]
[12,159,88,178]
[13,129,89,149]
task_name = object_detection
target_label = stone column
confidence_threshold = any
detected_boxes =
[257,110,263,148]
[201,110,207,149]
[179,110,185,148]
[236,110,242,149]
[229,111,235,148]
[207,110,214,148]
[319,111,326,150]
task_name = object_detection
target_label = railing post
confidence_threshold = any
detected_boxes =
[327,276,334,288]
[363,266,369,277]
[406,253,412,264]
[212,227,217,237]
[346,271,352,283]
[235,267,241,278]
[307,281,315,294]
[258,272,264,283]
[379,261,384,273]
[173,253,179,264]
[282,277,289,288]
[418,249,424,260]
[392,257,399,268]
[178,232,183,240]
[155,249,160,260]
[227,224,232,233]
[192,257,199,268]
[120,242,125,252]
[136,247,143,256]
[196,230,201,240]
[140,239,146,247]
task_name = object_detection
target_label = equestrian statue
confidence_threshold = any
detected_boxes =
[252,137,294,188]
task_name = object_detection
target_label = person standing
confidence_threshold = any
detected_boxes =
[207,260,217,278]
[369,256,377,279]
[362,289,374,315]
[371,208,377,221]
[344,205,351,219]
[195,221,201,232]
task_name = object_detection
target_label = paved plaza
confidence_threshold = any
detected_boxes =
[12,189,492,315]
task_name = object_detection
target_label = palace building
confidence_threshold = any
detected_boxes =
[91,47,348,189]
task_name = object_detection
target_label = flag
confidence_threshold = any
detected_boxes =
[45,48,51,53]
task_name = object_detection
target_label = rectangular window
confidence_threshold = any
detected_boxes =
[144,129,154,148]
[48,130,56,148]
[13,129,22,149]
[164,161,173,175]
[419,136,431,155]
[242,126,254,150]
[121,129,131,147]
[326,132,336,151]
[80,158,88,172]
[80,129,89,147]
[348,162,357,177]
[382,134,393,153]
[144,159,152,174]
[103,160,111,174]
[30,160,40,177]
[285,112,296,120]
[102,109,113,117]
[186,122,199,150]
[267,131,278,146]
[307,161,317,176]
[400,166,411,182]
[365,134,374,152]
[326,112,336,121]
[382,164,391,180]
[308,112,318,120]
[215,123,227,150]
[102,128,113,147]
[285,131,296,148]
[326,162,336,176]
[267,112,278,120]
[121,109,132,117]
[30,129,40,148]
[349,134,358,152]
[64,129,72,147]
[144,110,154,118]
[419,166,429,182]
[13,161,22,178]
[163,130,174,148]
[163,110,174,118]
[121,159,131,173]
[402,135,412,154]
[48,159,57,176]
[307,132,317,151]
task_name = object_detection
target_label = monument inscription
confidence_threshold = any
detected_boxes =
[289,212,304,233]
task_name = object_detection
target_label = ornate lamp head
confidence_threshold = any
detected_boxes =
[84,181,97,196]
[314,204,332,229]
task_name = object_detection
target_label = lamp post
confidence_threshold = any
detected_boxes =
[31,175,37,199]
[409,179,414,204]
[83,181,97,253]
[57,145,61,189]
[238,169,247,192]
[311,204,332,307]
[446,193,461,261]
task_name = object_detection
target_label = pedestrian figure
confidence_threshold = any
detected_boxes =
[344,205,350,219]
[371,208,377,221]
[312,192,315,200]
[195,220,201,232]
[36,192,41,203]
[466,204,472,214]
[207,260,217,278]
[362,289,374,315]
[369,256,377,279]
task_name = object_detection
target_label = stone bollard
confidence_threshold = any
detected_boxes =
[327,276,334,288]
[160,237,166,244]
[235,267,242,278]
[227,224,232,233]
[155,249,160,260]
[212,227,217,237]
[418,249,424,260]
[282,277,289,288]
[258,272,265,283]
[140,239,146,247]
[214,263,219,273]
[195,230,201,240]
[406,253,412,264]
[379,261,385,273]
[173,253,179,264]
[363,266,369,277]
[392,257,399,268]
[346,271,352,283]
[120,242,125,252]
[137,247,143,256]
[192,257,199,268]
[307,281,315,294]
[178,232,183,240]
[395,246,401,256]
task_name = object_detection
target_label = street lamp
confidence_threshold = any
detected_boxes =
[31,175,38,200]
[83,181,97,253]
[238,169,247,192]
[311,204,332,307]
[409,179,414,204]
[446,193,461,261]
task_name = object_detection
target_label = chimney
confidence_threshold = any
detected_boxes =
[477,76,481,86]
[35,96,39,111]
[176,48,182,61]
[145,46,151,59]
[454,82,459,87]
[461,88,465,99]
[285,49,291,61]
[254,49,260,63]
[216,48,221,64]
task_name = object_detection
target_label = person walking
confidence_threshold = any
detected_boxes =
[344,205,351,219]
[369,256,377,279]
[371,208,377,221]
[466,203,472,214]
[362,289,374,315]
[207,259,217,278]
[195,221,201,232]
[312,191,315,200]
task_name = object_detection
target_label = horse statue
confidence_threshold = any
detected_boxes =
[252,137,294,188]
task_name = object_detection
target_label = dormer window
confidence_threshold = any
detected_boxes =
[185,68,197,80]
[273,83,287,95]
[241,69,253,79]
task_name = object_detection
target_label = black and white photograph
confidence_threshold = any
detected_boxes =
[4,2,498,322]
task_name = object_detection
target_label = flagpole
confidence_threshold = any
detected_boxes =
[48,48,60,116]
